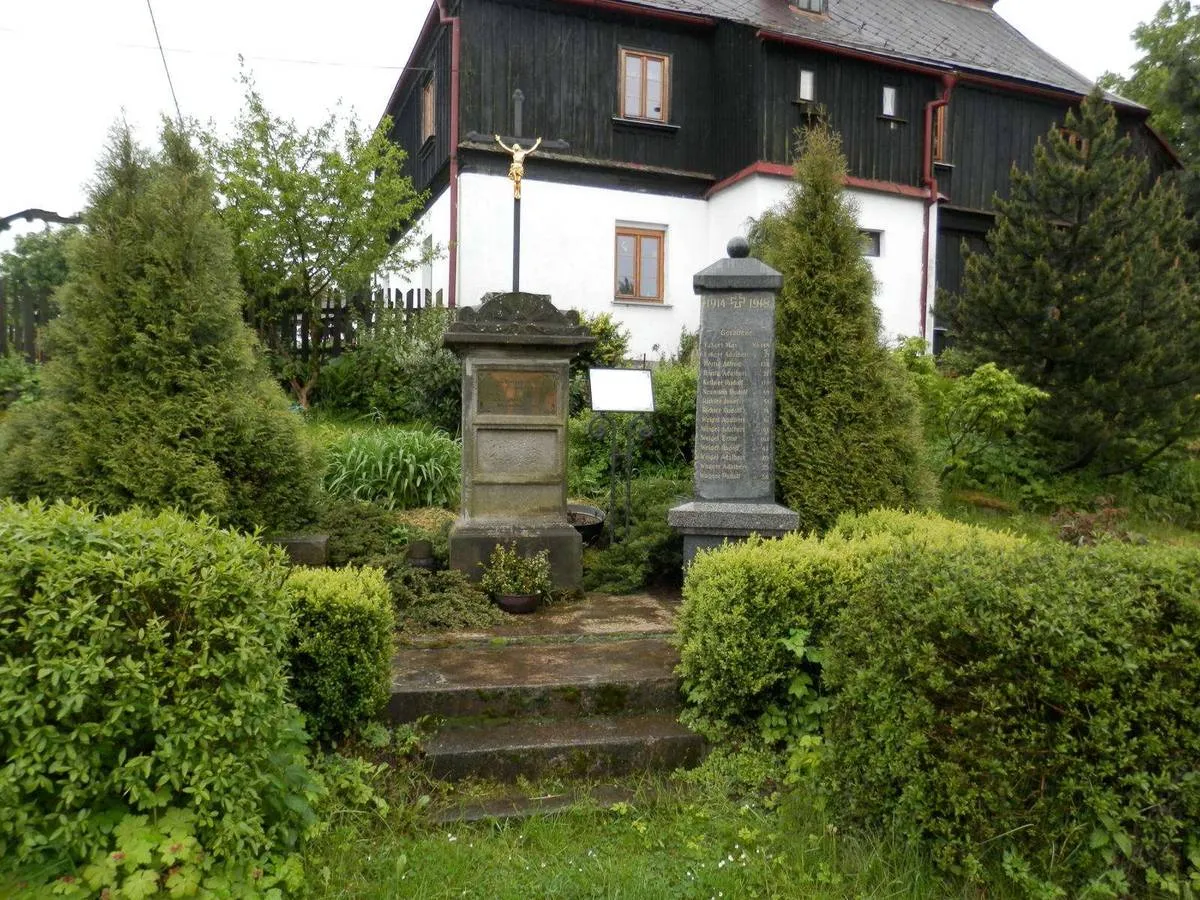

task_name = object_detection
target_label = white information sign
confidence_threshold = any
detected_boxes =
[588,368,655,413]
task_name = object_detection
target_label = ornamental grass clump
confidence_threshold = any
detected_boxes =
[0,499,320,870]
[322,426,461,510]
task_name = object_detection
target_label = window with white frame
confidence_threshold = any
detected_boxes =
[882,85,898,118]
[798,69,815,102]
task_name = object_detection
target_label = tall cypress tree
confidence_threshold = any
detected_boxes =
[953,91,1200,474]
[749,124,930,531]
[0,125,319,530]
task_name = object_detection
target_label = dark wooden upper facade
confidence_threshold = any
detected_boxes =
[385,0,1177,212]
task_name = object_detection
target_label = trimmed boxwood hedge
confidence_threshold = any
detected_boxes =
[286,566,395,743]
[678,510,1200,893]
[0,500,318,868]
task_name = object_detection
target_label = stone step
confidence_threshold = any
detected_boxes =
[424,713,705,782]
[389,637,682,722]
[401,592,680,649]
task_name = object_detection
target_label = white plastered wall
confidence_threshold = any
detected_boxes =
[708,172,931,345]
[398,171,934,357]
[457,172,711,360]
[377,186,452,302]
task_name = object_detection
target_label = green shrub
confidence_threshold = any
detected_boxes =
[322,426,460,509]
[821,533,1200,892]
[677,511,1023,744]
[363,557,503,632]
[0,500,319,869]
[315,308,462,433]
[286,566,395,744]
[0,126,319,532]
[582,473,690,594]
[895,338,1048,488]
[0,354,39,412]
[569,362,697,495]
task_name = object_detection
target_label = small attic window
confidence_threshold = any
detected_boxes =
[791,0,826,13]
[799,70,815,102]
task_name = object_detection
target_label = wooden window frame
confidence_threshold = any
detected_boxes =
[614,226,666,303]
[619,48,671,123]
[421,76,436,144]
[932,104,948,162]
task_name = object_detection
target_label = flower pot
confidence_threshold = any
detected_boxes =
[492,592,540,615]
[567,503,606,546]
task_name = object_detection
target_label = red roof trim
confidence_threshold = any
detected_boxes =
[706,161,927,200]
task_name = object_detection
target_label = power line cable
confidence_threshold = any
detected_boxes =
[144,0,184,127]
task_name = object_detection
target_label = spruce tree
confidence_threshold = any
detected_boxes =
[953,91,1200,473]
[0,125,319,531]
[749,124,930,531]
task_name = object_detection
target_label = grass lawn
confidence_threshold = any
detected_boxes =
[302,758,1008,900]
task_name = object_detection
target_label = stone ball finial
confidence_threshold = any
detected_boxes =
[727,235,750,259]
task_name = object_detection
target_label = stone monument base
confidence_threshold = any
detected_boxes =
[449,518,583,591]
[668,500,799,566]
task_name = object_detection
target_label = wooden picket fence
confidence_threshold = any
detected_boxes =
[275,286,446,359]
[0,281,444,363]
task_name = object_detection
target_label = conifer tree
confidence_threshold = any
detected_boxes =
[953,91,1200,473]
[0,124,319,530]
[749,124,930,531]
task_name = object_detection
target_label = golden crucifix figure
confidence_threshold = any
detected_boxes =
[495,135,542,199]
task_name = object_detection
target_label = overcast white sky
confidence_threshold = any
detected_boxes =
[0,0,1171,254]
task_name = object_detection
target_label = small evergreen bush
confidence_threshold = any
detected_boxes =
[362,557,502,632]
[0,354,39,412]
[286,566,395,744]
[822,536,1200,892]
[0,126,319,532]
[0,500,319,869]
[749,123,931,531]
[322,426,460,509]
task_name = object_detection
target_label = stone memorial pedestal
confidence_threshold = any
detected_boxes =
[668,238,798,565]
[443,292,595,590]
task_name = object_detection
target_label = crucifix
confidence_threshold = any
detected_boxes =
[477,88,569,293]
[495,134,542,292]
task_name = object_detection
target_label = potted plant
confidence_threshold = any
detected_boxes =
[480,542,552,614]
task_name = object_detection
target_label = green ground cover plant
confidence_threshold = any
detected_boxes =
[0,500,320,874]
[287,567,396,744]
[362,558,503,633]
[322,425,460,510]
